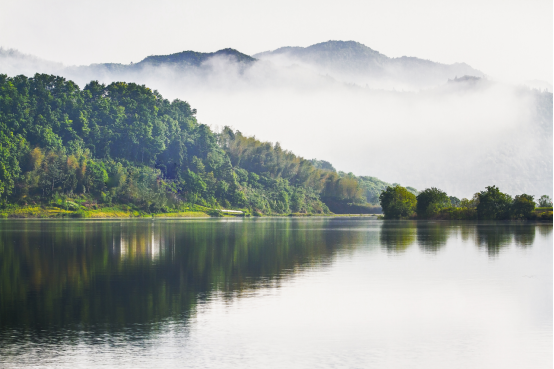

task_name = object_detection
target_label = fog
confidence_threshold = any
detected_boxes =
[1,48,551,199]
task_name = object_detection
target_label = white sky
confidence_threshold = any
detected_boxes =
[0,0,552,84]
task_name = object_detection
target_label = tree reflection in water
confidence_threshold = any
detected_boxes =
[0,219,364,340]
[0,219,551,346]
[416,222,452,253]
[379,221,417,253]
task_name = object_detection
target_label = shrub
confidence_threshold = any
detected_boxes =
[71,210,85,218]
[66,201,79,211]
[511,194,535,219]
[207,209,223,217]
[379,185,416,219]
[439,207,477,220]
[416,188,450,219]
[540,211,553,221]
[477,186,512,220]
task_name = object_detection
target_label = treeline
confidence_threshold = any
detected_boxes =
[379,185,553,220]
[0,73,380,215]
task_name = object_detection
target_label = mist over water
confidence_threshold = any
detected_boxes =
[1,49,551,199]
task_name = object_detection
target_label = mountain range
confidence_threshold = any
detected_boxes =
[0,41,551,198]
[1,40,485,90]
[254,41,485,89]
[93,48,257,72]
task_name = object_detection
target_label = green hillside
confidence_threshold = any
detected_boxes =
[0,73,382,217]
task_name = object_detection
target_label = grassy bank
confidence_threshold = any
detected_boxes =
[3,202,550,220]
[0,204,211,219]
[0,204,384,219]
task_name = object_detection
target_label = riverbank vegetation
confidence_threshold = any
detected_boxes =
[380,185,552,221]
[0,73,392,217]
[1,73,550,220]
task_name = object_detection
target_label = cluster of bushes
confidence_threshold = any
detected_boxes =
[379,185,552,221]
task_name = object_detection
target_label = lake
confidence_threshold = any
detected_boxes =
[0,218,551,368]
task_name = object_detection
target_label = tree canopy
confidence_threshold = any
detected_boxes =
[477,186,513,220]
[0,73,381,215]
[379,185,417,219]
[416,187,450,219]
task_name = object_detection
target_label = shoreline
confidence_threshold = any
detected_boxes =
[2,206,549,221]
[1,214,551,222]
[0,205,381,219]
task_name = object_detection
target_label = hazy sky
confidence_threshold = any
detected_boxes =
[0,0,552,84]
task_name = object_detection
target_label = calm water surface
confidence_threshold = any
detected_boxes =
[0,219,551,368]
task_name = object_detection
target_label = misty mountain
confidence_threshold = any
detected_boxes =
[0,48,66,76]
[254,41,485,90]
[88,48,256,72]
[523,79,553,93]
[0,47,260,88]
[0,45,551,199]
[1,41,485,91]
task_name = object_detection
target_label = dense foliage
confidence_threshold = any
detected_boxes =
[380,184,550,220]
[0,73,550,219]
[379,185,417,219]
[416,187,451,219]
[476,186,514,220]
[0,73,384,215]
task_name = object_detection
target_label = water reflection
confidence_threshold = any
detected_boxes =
[537,223,553,237]
[416,222,451,253]
[512,224,536,247]
[0,219,551,343]
[475,223,515,256]
[0,219,366,338]
[379,221,417,252]
[472,223,548,256]
[377,221,552,256]
[119,222,163,260]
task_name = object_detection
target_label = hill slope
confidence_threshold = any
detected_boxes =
[0,73,381,216]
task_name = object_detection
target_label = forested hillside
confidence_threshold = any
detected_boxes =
[0,73,383,216]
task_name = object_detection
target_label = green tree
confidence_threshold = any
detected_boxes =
[416,187,451,218]
[460,194,479,209]
[84,160,108,194]
[511,194,535,219]
[538,195,552,207]
[0,131,23,198]
[39,151,67,196]
[449,196,461,207]
[276,190,290,213]
[477,186,512,220]
[291,188,306,213]
[379,185,417,219]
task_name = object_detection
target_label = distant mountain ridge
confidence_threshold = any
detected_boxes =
[138,48,256,66]
[254,40,485,89]
[89,48,256,72]
[0,43,551,199]
[255,41,386,67]
[1,41,485,90]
